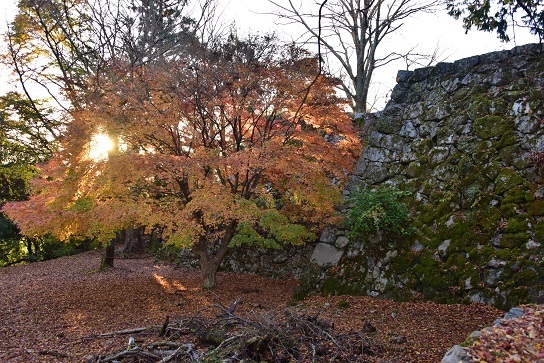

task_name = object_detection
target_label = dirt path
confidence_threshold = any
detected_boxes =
[0,251,502,362]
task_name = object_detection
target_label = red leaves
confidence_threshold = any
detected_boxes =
[467,305,543,363]
[3,38,361,258]
[0,253,507,363]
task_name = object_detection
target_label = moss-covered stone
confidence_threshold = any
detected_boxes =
[406,161,425,179]
[494,168,524,195]
[528,199,544,216]
[472,115,512,140]
[376,118,403,134]
[498,145,520,165]
[514,268,538,286]
[467,95,492,118]
[495,130,518,149]
[505,216,529,233]
[533,220,544,243]
[472,140,494,163]
[503,186,530,205]
[484,161,503,181]
[501,232,530,248]
[305,45,544,310]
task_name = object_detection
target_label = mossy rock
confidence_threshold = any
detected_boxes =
[501,232,530,248]
[456,153,475,174]
[432,163,455,181]
[293,265,323,300]
[528,199,544,216]
[321,276,365,296]
[472,115,512,140]
[494,168,524,195]
[444,253,467,272]
[423,274,458,303]
[375,118,403,134]
[495,130,518,149]
[500,286,530,310]
[503,90,528,101]
[505,216,529,234]
[412,255,459,293]
[441,219,472,241]
[495,247,521,261]
[460,268,481,290]
[502,186,530,205]
[467,94,493,117]
[498,145,520,165]
[514,267,538,286]
[471,140,494,164]
[467,247,485,264]
[525,189,537,202]
[460,185,484,208]
[484,161,504,181]
[500,202,520,218]
[533,220,544,243]
[412,138,434,155]
[490,97,509,115]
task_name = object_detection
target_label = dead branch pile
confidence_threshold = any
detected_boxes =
[90,300,383,363]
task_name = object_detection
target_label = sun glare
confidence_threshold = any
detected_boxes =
[89,132,114,161]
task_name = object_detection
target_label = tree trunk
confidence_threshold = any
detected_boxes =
[193,221,238,289]
[201,260,220,289]
[26,238,35,262]
[101,238,116,269]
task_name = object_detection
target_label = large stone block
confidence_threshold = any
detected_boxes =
[310,243,344,267]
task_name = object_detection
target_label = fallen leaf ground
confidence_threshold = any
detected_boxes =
[0,251,503,362]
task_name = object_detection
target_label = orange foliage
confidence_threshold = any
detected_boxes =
[3,38,360,287]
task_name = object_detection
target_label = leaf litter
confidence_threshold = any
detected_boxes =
[0,251,521,362]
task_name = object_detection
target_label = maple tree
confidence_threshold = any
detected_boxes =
[3,35,360,288]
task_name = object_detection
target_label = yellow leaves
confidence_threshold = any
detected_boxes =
[4,39,364,256]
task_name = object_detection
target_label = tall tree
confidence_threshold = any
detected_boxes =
[269,0,441,114]
[2,0,219,266]
[3,35,361,288]
[447,0,544,41]
[0,92,59,164]
[121,0,218,66]
[3,0,217,119]
[0,92,56,266]
[0,164,38,266]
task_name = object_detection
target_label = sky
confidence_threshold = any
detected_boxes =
[0,0,538,110]
[223,0,537,109]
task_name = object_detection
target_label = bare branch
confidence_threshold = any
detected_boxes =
[268,0,443,113]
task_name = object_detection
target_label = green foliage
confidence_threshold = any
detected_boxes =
[347,186,415,240]
[0,165,36,203]
[0,165,91,266]
[68,196,95,212]
[230,210,317,249]
[0,165,33,265]
[0,234,91,267]
[447,0,544,41]
[0,92,57,164]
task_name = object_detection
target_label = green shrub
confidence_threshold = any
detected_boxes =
[347,186,415,239]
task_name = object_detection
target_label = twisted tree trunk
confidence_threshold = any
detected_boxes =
[193,221,238,289]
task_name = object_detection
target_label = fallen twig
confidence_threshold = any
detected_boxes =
[100,347,160,362]
[38,350,69,358]
[83,326,157,340]
[88,303,378,362]
[157,346,182,363]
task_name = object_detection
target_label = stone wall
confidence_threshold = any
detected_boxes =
[309,43,544,309]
